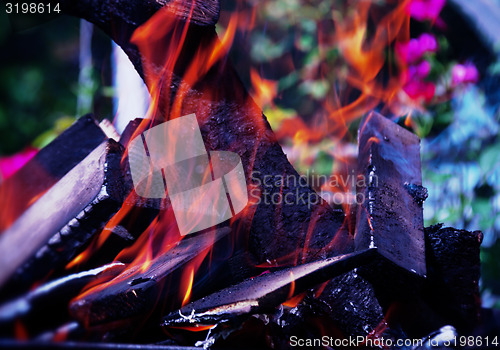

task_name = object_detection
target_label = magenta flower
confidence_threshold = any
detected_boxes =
[409,0,446,22]
[451,63,479,86]
[404,80,436,103]
[396,33,438,64]
[0,147,38,180]
[408,60,432,80]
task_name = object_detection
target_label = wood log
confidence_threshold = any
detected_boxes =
[162,249,376,327]
[0,115,106,232]
[302,270,385,339]
[0,140,128,294]
[355,112,427,296]
[69,227,231,327]
[17,0,350,335]
[0,263,124,336]
[41,0,350,269]
[423,224,483,332]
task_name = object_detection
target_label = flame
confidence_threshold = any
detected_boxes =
[181,266,194,307]
[330,0,411,123]
[283,292,306,308]
[170,324,216,332]
[250,69,278,108]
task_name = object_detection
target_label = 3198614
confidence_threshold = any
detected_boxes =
[5,2,61,14]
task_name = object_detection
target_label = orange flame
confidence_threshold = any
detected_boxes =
[250,69,278,108]
[181,267,195,307]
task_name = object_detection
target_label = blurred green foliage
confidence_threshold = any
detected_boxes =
[0,13,81,155]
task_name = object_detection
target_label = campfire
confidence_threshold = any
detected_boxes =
[0,0,497,349]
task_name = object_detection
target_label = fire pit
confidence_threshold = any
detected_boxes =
[0,0,498,349]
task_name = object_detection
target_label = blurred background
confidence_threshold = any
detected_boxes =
[1,0,499,309]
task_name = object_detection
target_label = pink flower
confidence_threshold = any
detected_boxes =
[404,80,436,103]
[0,147,38,180]
[408,60,432,80]
[418,33,438,52]
[451,63,479,86]
[409,0,446,22]
[396,33,438,64]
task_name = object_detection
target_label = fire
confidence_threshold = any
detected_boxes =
[181,267,194,307]
[330,0,411,123]
[169,324,216,332]
[11,0,416,341]
[250,69,278,108]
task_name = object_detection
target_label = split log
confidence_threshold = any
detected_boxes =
[162,249,376,327]
[69,227,231,327]
[0,115,106,232]
[0,140,128,294]
[0,263,124,336]
[355,112,427,296]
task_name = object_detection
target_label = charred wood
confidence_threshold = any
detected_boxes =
[162,249,376,327]
[355,112,427,298]
[69,227,231,328]
[0,140,128,295]
[0,115,106,232]
[423,224,483,332]
[302,270,385,339]
[42,0,350,270]
[0,263,124,336]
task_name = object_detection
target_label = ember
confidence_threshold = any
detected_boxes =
[0,0,498,349]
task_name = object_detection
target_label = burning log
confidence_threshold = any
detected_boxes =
[302,270,385,339]
[0,115,107,232]
[355,112,427,296]
[423,224,483,332]
[42,0,350,269]
[69,227,231,328]
[162,249,376,327]
[0,263,124,336]
[0,140,128,294]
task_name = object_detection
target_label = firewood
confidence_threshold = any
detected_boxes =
[423,224,483,332]
[302,270,385,339]
[0,140,128,294]
[0,263,124,336]
[355,112,427,295]
[41,0,350,269]
[13,0,352,337]
[162,249,376,327]
[0,115,106,232]
[69,227,231,327]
